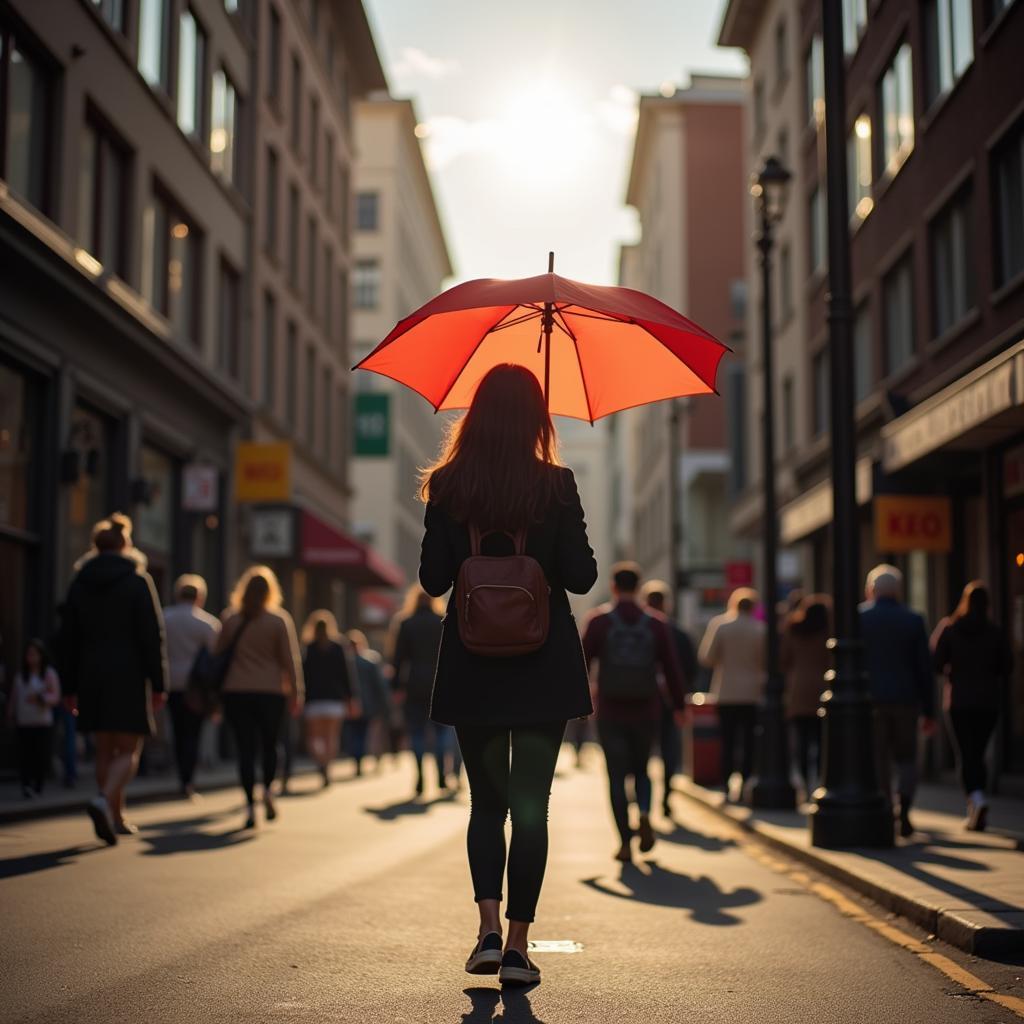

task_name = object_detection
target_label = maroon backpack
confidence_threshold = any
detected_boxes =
[455,525,550,657]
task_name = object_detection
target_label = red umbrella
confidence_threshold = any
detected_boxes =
[353,254,728,422]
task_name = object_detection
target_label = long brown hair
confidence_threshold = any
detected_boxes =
[229,565,283,619]
[419,364,563,531]
[951,580,989,624]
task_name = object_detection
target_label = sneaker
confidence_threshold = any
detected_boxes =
[115,820,139,836]
[967,801,989,832]
[638,814,656,853]
[465,932,503,975]
[499,948,540,988]
[86,796,118,846]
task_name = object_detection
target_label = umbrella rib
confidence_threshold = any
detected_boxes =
[562,308,633,324]
[431,305,517,413]
[488,307,543,333]
[566,327,594,425]
[552,308,577,341]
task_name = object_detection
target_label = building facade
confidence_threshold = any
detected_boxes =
[719,0,1024,786]
[616,75,751,635]
[348,95,453,627]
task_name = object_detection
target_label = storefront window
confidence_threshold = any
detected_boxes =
[65,405,112,578]
[135,445,175,597]
[0,363,32,530]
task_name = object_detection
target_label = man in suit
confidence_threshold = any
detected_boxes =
[860,564,936,838]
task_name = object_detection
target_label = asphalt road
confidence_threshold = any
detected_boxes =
[2,748,1022,1024]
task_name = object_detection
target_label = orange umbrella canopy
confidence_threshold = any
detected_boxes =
[353,270,728,422]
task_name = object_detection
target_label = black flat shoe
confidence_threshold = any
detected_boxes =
[86,797,118,846]
[264,795,278,821]
[465,932,503,975]
[499,948,540,988]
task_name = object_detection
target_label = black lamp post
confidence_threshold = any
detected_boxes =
[744,155,797,811]
[808,0,892,848]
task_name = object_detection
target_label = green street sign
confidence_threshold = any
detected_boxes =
[354,393,390,456]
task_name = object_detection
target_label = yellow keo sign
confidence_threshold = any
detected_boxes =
[874,495,952,553]
[235,443,292,502]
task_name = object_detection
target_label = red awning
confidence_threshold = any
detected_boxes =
[300,511,405,589]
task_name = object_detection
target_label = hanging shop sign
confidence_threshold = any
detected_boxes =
[353,393,390,457]
[874,495,952,553]
[250,507,295,558]
[182,464,219,512]
[235,442,291,502]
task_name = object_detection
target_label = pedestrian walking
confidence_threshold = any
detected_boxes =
[640,579,697,816]
[7,639,61,798]
[390,585,448,796]
[780,594,832,797]
[419,364,597,988]
[217,566,303,829]
[698,587,766,800]
[347,629,390,774]
[932,581,1011,832]
[301,610,356,787]
[163,574,221,798]
[58,513,168,845]
[583,565,687,862]
[860,564,936,838]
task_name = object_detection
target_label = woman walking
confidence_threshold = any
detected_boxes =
[301,611,355,787]
[419,364,598,988]
[59,514,167,844]
[780,594,832,797]
[347,629,390,775]
[218,566,303,828]
[933,581,1012,831]
[8,640,61,798]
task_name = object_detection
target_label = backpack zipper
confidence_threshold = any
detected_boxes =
[465,584,535,623]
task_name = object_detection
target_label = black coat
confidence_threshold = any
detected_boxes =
[420,466,598,727]
[303,640,354,703]
[392,607,444,724]
[933,616,1012,711]
[58,553,168,735]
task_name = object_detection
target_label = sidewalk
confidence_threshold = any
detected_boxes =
[680,779,1024,959]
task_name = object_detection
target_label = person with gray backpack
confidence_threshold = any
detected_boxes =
[582,563,687,862]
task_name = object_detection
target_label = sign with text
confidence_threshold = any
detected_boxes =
[354,393,390,457]
[874,495,952,553]
[250,507,295,558]
[235,443,291,502]
[182,464,219,512]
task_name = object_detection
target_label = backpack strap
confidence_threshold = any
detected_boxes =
[468,524,527,556]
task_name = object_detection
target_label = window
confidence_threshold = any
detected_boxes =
[779,242,793,321]
[992,115,1024,288]
[1,26,53,214]
[224,0,239,12]
[264,145,278,256]
[883,252,915,375]
[210,69,237,184]
[309,94,319,185]
[337,267,349,355]
[287,182,299,286]
[813,349,830,436]
[930,185,975,335]
[809,185,827,275]
[878,44,914,178]
[137,0,170,91]
[325,131,335,214]
[91,0,126,33]
[262,290,276,409]
[354,259,380,309]
[176,9,206,140]
[924,0,973,108]
[753,79,765,142]
[355,191,379,231]
[847,113,873,221]
[77,113,130,278]
[146,186,200,345]
[781,374,795,452]
[805,35,824,126]
[285,321,297,427]
[323,367,333,461]
[305,346,316,446]
[267,6,281,103]
[290,54,301,152]
[307,214,317,311]
[842,0,867,55]
[219,259,241,379]
[853,302,872,402]
[775,17,788,87]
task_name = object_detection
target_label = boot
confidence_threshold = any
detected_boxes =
[414,758,424,797]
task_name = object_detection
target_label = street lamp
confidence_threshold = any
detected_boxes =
[744,155,797,811]
[808,0,892,848]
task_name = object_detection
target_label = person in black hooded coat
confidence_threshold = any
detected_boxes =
[59,513,168,845]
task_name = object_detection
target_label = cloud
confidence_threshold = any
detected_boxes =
[390,46,461,80]
[596,84,639,136]
[414,115,502,170]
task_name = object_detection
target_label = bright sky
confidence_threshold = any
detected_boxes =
[363,0,748,289]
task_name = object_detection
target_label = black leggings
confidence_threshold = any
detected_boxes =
[948,708,999,795]
[18,726,51,792]
[455,721,565,924]
[224,693,287,805]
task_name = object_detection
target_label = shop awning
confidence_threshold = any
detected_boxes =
[300,511,405,589]
[779,457,874,545]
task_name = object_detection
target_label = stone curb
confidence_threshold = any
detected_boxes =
[678,784,1024,960]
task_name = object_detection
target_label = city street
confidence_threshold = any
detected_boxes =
[3,750,1022,1024]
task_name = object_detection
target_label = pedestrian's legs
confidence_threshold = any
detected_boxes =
[792,715,816,793]
[59,707,78,787]
[717,705,739,790]
[32,726,52,792]
[873,706,895,813]
[432,721,449,788]
[224,694,258,807]
[97,731,143,824]
[597,720,633,851]
[627,721,656,817]
[890,704,920,807]
[738,704,758,783]
[949,709,998,797]
[167,692,203,791]
[257,694,286,796]
[456,723,510,938]
[505,721,566,940]
[408,720,427,793]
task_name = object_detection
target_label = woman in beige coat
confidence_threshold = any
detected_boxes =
[217,566,304,828]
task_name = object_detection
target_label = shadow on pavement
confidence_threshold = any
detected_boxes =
[363,791,458,822]
[139,823,257,856]
[461,987,545,1023]
[657,821,734,853]
[0,843,100,880]
[582,860,761,925]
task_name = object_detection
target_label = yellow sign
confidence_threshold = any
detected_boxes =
[235,443,291,502]
[874,495,951,553]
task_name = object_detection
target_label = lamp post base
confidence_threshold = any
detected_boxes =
[743,694,797,810]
